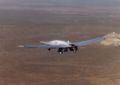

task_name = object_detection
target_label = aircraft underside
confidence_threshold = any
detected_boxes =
[48,46,78,54]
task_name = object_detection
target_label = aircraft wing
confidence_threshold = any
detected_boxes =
[72,37,105,46]
[18,45,71,48]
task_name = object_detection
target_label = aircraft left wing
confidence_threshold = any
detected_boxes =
[18,45,71,48]
[72,37,105,46]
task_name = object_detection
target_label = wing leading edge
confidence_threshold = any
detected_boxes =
[72,37,105,46]
[18,45,71,48]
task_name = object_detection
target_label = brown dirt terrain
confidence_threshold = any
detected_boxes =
[0,0,120,85]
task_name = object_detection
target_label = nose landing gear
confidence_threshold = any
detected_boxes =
[57,48,63,54]
[48,48,51,51]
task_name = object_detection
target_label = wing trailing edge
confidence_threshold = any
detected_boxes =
[73,37,105,46]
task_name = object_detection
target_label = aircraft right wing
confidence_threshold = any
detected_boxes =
[72,37,105,46]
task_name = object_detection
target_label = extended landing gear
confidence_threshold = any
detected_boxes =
[48,48,51,51]
[48,48,64,54]
[74,46,78,52]
[48,46,78,54]
[69,46,78,53]
[57,46,78,54]
[57,48,64,54]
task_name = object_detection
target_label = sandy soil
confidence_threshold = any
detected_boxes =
[0,0,120,85]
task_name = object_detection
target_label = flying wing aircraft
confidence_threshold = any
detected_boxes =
[18,37,105,54]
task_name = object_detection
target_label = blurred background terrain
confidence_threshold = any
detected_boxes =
[0,0,120,85]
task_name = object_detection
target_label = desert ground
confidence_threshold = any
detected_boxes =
[0,0,120,85]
